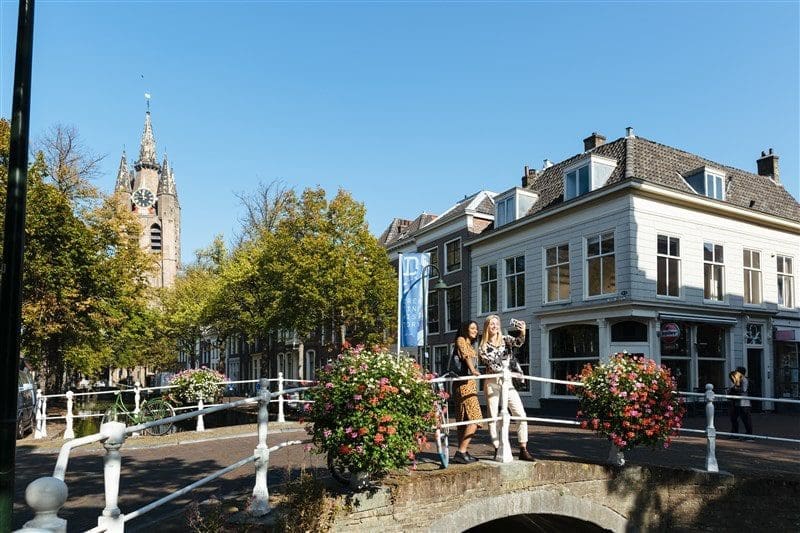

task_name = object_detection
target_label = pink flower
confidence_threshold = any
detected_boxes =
[325,382,334,389]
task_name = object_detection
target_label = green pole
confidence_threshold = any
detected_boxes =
[0,0,35,529]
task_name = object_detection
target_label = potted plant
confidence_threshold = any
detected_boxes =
[305,346,438,488]
[569,353,686,465]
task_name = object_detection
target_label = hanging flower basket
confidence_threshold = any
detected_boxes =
[167,367,226,405]
[569,353,686,452]
[305,346,438,478]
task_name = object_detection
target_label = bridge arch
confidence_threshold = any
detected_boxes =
[428,488,627,533]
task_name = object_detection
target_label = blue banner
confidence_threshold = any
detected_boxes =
[399,253,429,347]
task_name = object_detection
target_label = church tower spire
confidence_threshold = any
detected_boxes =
[115,150,131,193]
[158,153,177,196]
[136,111,157,168]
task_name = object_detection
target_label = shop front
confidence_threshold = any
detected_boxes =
[774,326,800,405]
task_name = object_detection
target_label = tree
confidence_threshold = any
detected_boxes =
[231,185,396,348]
[1,118,158,392]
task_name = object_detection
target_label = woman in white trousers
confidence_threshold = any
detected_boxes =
[478,314,535,461]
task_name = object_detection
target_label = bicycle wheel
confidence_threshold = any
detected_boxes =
[435,400,450,469]
[327,452,352,486]
[140,399,175,436]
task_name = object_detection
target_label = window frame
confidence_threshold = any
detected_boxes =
[656,234,681,298]
[444,283,462,333]
[444,238,462,274]
[478,263,498,315]
[425,246,439,278]
[584,231,616,299]
[743,248,763,306]
[503,254,526,311]
[427,290,440,335]
[564,164,591,201]
[544,243,571,303]
[703,242,725,302]
[495,196,514,227]
[777,255,795,309]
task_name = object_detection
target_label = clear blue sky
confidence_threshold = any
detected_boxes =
[2,1,798,265]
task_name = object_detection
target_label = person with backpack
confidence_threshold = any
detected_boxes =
[450,320,482,464]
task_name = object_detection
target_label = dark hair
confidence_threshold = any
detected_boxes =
[455,320,479,342]
[735,366,747,376]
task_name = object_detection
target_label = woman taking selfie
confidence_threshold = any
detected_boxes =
[478,314,535,461]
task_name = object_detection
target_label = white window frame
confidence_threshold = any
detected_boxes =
[684,166,726,201]
[584,231,616,298]
[444,238,462,274]
[503,255,525,311]
[703,242,725,302]
[496,197,514,227]
[425,247,439,278]
[743,248,763,306]
[544,243,570,303]
[444,283,462,333]
[564,164,591,201]
[478,263,498,315]
[656,234,681,298]
[777,255,795,309]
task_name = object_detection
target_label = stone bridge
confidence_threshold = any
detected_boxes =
[329,459,800,532]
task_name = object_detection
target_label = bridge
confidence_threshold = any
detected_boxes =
[15,373,800,532]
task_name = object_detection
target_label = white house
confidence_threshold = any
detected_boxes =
[468,130,800,409]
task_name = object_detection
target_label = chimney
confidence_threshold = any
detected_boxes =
[756,148,780,183]
[522,165,537,187]
[625,126,635,138]
[543,159,553,169]
[583,132,606,151]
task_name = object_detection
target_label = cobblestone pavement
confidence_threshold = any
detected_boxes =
[13,412,799,531]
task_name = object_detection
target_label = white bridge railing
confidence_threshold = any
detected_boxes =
[18,378,314,533]
[431,362,800,472]
[33,372,308,441]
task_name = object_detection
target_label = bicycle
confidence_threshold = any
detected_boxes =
[432,372,454,468]
[102,390,176,436]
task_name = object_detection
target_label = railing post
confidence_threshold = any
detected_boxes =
[63,391,75,440]
[196,396,205,432]
[497,362,513,463]
[97,421,127,533]
[34,391,47,439]
[277,372,285,423]
[704,383,719,473]
[21,476,69,532]
[249,378,271,516]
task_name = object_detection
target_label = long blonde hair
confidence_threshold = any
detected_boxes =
[480,314,502,350]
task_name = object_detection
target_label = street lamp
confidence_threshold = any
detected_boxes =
[421,264,448,373]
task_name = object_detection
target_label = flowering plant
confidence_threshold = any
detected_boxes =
[305,347,438,476]
[569,353,685,451]
[168,367,226,404]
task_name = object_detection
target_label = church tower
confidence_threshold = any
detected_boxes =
[115,107,181,288]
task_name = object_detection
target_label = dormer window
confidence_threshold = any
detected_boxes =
[495,188,539,227]
[563,155,617,201]
[684,167,725,200]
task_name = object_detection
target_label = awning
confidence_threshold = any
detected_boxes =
[658,313,738,326]
[775,328,799,342]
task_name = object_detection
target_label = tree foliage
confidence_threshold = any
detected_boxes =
[1,118,158,392]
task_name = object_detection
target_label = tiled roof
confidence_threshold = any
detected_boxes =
[525,136,800,222]
[378,218,412,246]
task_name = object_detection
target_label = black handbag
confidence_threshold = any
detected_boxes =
[447,345,463,375]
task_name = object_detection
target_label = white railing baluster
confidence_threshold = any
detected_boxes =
[277,372,285,423]
[704,383,719,473]
[63,391,74,440]
[196,397,205,432]
[249,378,271,516]
[497,362,513,463]
[34,391,46,439]
[133,382,141,414]
[97,421,127,533]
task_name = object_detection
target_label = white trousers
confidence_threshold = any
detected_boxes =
[484,379,528,448]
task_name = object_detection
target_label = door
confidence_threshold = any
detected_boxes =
[746,349,763,412]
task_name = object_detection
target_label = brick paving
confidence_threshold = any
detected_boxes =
[13,411,799,531]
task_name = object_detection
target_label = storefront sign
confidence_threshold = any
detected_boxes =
[775,329,797,342]
[661,322,681,343]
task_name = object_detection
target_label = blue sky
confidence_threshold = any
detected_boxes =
[2,1,798,265]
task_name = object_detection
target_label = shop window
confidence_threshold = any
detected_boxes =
[610,321,648,343]
[549,324,599,395]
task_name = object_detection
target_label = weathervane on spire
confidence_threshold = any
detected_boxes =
[145,91,151,111]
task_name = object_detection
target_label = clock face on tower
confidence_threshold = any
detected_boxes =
[132,188,155,208]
